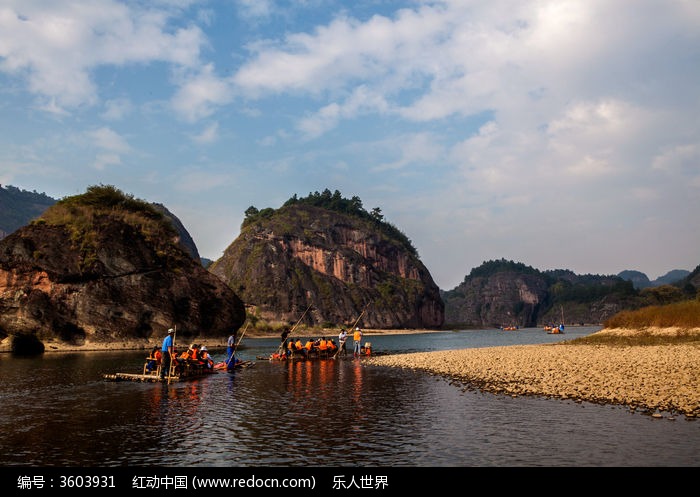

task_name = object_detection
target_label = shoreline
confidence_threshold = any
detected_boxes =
[366,327,700,419]
[2,324,604,354]
[0,327,445,354]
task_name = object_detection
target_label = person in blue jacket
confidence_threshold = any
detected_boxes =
[226,331,237,362]
[160,328,175,379]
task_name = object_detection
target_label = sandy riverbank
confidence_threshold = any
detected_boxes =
[366,327,700,419]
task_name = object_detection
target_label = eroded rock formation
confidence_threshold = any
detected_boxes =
[209,203,444,329]
[0,187,245,352]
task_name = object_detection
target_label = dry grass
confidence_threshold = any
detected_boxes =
[604,298,700,329]
[568,327,700,346]
[568,298,700,346]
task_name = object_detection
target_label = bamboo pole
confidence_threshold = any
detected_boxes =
[227,322,250,368]
[277,304,312,355]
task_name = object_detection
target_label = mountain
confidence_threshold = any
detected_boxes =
[2,184,695,335]
[443,260,700,328]
[652,269,691,286]
[0,185,245,354]
[209,190,444,329]
[680,265,700,290]
[617,270,650,289]
[0,184,203,265]
[443,259,652,328]
[0,184,57,239]
[618,269,690,289]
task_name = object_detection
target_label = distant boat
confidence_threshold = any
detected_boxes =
[545,306,566,334]
[546,323,565,334]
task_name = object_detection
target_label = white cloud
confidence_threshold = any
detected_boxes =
[171,64,232,121]
[296,85,390,139]
[652,144,699,175]
[372,133,443,173]
[87,126,130,170]
[191,122,219,144]
[0,0,205,111]
[93,152,121,170]
[232,14,407,96]
[236,0,274,20]
[173,169,233,193]
[102,98,133,121]
[88,126,130,153]
[2,0,699,289]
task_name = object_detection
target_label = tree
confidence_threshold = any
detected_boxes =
[244,206,259,218]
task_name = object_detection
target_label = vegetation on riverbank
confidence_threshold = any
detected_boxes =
[568,297,700,346]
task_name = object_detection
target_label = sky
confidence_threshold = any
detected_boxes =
[1,0,699,290]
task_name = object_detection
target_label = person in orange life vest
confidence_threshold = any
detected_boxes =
[304,339,314,355]
[190,344,200,362]
[146,346,161,372]
[177,349,189,365]
[177,345,194,369]
[318,337,328,356]
[353,327,363,357]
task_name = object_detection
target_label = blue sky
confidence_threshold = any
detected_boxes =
[1,0,699,290]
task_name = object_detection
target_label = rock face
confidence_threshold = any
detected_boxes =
[0,186,246,351]
[151,202,201,264]
[444,272,549,328]
[209,202,444,329]
[442,260,647,327]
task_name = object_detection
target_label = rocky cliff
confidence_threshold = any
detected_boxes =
[443,271,549,328]
[0,185,245,353]
[442,260,645,327]
[209,198,444,329]
[152,202,202,264]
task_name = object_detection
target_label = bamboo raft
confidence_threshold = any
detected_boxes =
[261,343,386,361]
[103,360,253,383]
[103,370,217,383]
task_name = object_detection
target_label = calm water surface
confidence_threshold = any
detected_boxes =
[0,326,697,467]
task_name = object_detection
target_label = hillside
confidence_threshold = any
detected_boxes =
[618,268,691,289]
[0,185,245,354]
[0,184,202,264]
[209,189,444,330]
[0,184,56,238]
[442,259,698,328]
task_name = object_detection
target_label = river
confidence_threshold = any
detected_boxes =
[0,326,697,471]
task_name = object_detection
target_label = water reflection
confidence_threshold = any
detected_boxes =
[0,328,698,467]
